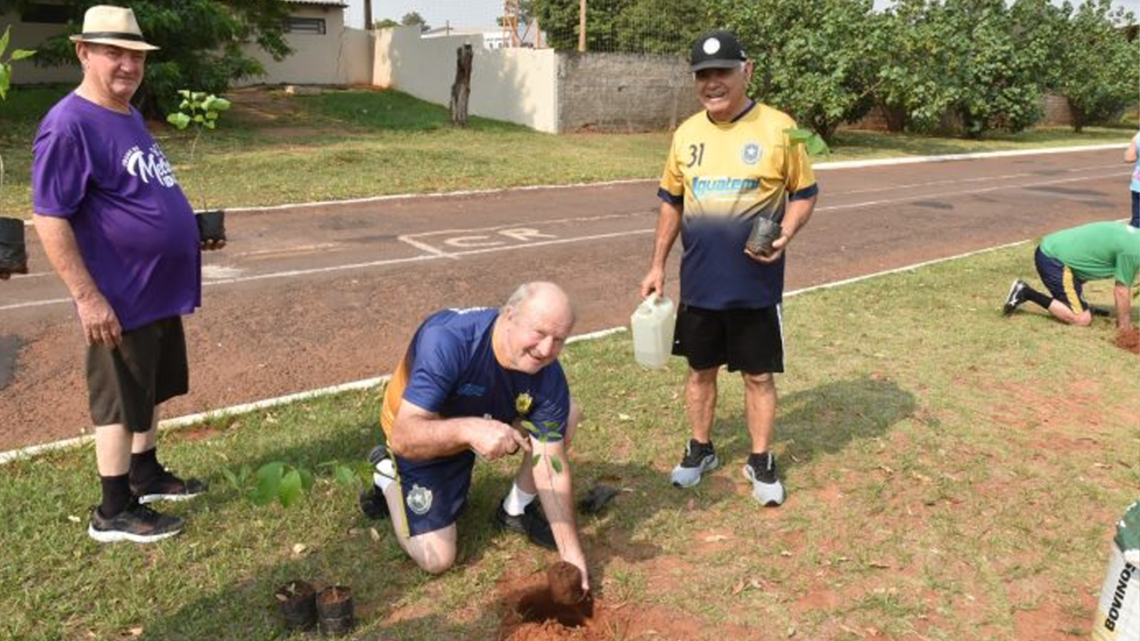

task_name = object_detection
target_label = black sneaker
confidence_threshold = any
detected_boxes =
[131,470,207,505]
[359,487,390,520]
[494,499,556,550]
[670,439,719,488]
[1002,279,1028,316]
[88,500,184,543]
[359,444,394,520]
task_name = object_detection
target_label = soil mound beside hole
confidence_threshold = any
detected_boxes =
[1115,327,1139,354]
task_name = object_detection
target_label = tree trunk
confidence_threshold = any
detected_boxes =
[450,44,473,127]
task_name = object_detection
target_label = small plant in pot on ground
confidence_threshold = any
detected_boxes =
[165,89,230,249]
[0,27,35,280]
[273,579,317,632]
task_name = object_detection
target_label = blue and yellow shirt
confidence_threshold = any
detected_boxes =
[381,308,570,447]
[659,101,818,309]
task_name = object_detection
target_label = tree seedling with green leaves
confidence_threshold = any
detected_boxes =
[784,127,831,156]
[166,90,231,213]
[223,460,372,508]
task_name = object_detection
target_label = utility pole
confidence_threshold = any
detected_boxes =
[363,0,372,30]
[578,0,587,52]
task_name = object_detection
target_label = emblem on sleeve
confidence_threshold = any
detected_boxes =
[406,484,433,515]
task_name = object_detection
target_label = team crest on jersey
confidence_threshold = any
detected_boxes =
[406,484,433,515]
[741,142,762,165]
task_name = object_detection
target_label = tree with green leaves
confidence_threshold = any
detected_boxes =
[401,11,429,32]
[531,0,634,51]
[1,0,291,118]
[1056,0,1138,132]
[874,0,960,132]
[612,0,712,55]
[708,0,881,142]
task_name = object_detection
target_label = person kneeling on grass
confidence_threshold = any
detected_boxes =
[1003,221,1138,330]
[358,282,589,592]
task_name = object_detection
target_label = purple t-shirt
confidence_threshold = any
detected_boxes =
[32,93,201,332]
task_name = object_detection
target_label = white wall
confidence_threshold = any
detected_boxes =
[373,26,558,133]
[239,7,372,86]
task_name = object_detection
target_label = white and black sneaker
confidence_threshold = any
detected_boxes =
[88,499,184,543]
[670,439,719,488]
[1002,279,1029,316]
[743,452,785,507]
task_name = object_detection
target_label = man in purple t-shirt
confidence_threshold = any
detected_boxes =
[32,6,222,544]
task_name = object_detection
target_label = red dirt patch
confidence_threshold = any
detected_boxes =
[497,565,703,641]
[1114,327,1139,354]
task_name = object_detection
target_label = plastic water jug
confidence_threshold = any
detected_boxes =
[630,294,676,369]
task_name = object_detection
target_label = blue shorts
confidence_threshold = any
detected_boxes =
[392,450,476,537]
[1034,247,1086,313]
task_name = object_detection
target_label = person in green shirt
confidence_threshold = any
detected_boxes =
[1003,221,1139,330]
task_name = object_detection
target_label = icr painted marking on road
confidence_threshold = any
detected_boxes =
[0,171,1126,313]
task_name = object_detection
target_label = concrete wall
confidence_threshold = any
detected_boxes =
[238,6,372,87]
[556,53,701,133]
[374,26,559,133]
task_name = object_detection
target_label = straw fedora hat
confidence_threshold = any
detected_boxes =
[69,5,159,51]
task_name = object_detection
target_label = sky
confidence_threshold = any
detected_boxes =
[342,0,1139,30]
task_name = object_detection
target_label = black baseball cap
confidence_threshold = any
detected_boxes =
[690,30,747,72]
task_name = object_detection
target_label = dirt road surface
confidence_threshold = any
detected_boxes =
[0,148,1128,450]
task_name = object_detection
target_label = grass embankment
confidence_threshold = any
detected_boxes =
[0,85,1132,217]
[1,244,1136,640]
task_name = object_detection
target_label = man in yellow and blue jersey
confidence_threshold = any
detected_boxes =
[360,282,589,592]
[640,30,819,507]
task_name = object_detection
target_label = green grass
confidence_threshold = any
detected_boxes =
[0,86,1133,217]
[1,244,1136,640]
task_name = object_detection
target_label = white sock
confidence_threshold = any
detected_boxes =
[502,483,536,516]
[372,458,395,492]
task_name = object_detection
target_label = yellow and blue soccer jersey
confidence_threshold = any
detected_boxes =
[380,307,571,443]
[659,101,818,309]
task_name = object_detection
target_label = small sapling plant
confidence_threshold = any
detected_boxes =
[165,90,231,213]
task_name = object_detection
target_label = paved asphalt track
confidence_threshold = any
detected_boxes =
[0,147,1129,450]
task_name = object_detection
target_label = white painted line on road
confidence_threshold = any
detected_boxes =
[226,178,656,213]
[813,143,1127,171]
[838,163,1120,196]
[815,171,1128,213]
[396,235,457,259]
[0,239,1042,465]
[217,144,1126,213]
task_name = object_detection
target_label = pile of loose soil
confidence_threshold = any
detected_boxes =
[1114,327,1139,354]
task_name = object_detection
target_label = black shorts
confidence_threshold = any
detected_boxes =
[672,304,784,374]
[87,317,189,432]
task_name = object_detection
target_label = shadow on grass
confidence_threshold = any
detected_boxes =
[777,376,917,464]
